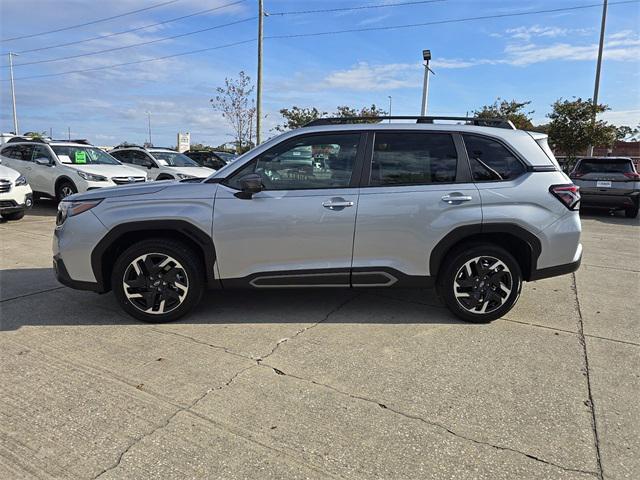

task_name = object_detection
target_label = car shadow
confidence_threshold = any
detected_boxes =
[26,198,58,217]
[580,207,640,226]
[0,268,462,331]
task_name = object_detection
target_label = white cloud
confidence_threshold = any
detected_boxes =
[320,62,422,91]
[502,25,592,42]
[601,109,640,127]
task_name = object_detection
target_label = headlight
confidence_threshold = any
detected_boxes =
[77,170,108,182]
[14,175,28,186]
[56,199,102,226]
[176,173,195,180]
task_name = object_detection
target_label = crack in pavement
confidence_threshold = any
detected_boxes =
[256,293,361,362]
[0,286,65,303]
[572,272,605,480]
[93,364,257,480]
[259,363,599,478]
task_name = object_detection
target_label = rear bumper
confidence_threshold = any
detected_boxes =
[530,247,582,281]
[580,192,639,208]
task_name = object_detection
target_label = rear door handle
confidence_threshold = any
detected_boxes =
[441,194,472,204]
[322,200,354,210]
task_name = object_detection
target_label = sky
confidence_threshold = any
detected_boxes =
[0,0,639,148]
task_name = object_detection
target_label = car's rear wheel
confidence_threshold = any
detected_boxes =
[56,181,77,202]
[625,204,639,218]
[111,239,204,323]
[438,244,522,323]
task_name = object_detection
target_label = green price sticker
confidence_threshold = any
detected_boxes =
[74,151,87,164]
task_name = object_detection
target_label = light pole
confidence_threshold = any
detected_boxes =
[8,52,19,134]
[388,96,392,122]
[420,49,434,116]
[588,0,608,156]
[256,0,264,145]
[146,111,152,145]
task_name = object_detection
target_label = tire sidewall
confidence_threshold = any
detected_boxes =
[439,244,522,323]
[112,240,204,323]
[56,181,77,203]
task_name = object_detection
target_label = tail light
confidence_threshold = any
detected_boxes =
[623,172,640,180]
[550,184,580,210]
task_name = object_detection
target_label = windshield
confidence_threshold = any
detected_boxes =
[216,151,237,162]
[52,146,121,165]
[150,151,200,167]
[576,159,633,174]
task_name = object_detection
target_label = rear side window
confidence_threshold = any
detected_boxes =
[2,144,34,161]
[576,159,633,174]
[370,132,457,186]
[463,135,525,181]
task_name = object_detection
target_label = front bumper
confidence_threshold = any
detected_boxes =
[0,192,33,213]
[53,255,102,292]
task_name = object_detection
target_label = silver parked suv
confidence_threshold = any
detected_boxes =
[53,116,582,324]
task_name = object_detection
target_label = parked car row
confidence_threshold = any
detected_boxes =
[0,139,226,215]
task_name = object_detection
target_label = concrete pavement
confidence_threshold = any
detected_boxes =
[1,201,638,479]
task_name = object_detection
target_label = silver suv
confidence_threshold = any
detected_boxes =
[53,117,582,324]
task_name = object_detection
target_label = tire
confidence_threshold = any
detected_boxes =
[437,243,522,323]
[111,239,205,323]
[2,210,25,221]
[56,181,77,202]
[625,204,639,218]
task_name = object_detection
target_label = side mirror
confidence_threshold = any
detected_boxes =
[35,157,51,166]
[145,160,155,169]
[235,173,263,199]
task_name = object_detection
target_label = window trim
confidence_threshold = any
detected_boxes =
[360,130,469,188]
[222,131,368,192]
[461,133,528,183]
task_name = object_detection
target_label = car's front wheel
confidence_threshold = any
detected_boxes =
[438,244,522,323]
[111,239,204,323]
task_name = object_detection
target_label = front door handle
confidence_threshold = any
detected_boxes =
[441,193,473,204]
[322,199,354,210]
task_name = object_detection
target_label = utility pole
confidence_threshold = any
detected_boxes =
[68,127,70,140]
[588,0,608,156]
[146,111,152,145]
[388,96,392,123]
[8,52,19,134]
[256,0,264,145]
[420,50,433,116]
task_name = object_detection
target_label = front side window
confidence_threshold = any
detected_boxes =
[32,145,53,163]
[463,135,525,181]
[51,146,120,165]
[370,132,458,186]
[227,133,360,190]
[150,151,200,167]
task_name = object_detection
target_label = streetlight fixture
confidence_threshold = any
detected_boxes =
[420,49,435,116]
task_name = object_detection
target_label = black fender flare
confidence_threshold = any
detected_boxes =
[91,220,217,292]
[429,223,542,279]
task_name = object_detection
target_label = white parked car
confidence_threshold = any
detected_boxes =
[0,161,32,221]
[0,138,148,201]
[109,145,215,181]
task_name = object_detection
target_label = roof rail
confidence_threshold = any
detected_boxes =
[6,136,47,144]
[52,139,91,145]
[304,116,516,130]
[113,142,145,149]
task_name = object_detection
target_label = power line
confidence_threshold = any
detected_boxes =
[7,39,256,81]
[267,0,640,40]
[268,0,445,16]
[0,0,181,42]
[10,0,247,55]
[6,17,256,68]
[3,0,638,82]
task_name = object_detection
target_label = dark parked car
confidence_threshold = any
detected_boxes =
[183,150,237,170]
[570,157,640,218]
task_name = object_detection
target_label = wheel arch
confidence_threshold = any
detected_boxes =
[429,224,541,282]
[91,220,218,292]
[55,175,77,193]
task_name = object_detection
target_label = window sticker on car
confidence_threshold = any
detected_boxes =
[58,155,72,164]
[156,159,168,166]
[74,151,87,164]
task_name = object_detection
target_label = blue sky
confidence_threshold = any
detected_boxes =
[1,0,638,147]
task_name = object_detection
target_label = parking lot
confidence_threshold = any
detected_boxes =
[0,202,638,480]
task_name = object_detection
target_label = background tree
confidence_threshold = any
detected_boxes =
[276,106,327,132]
[210,71,256,153]
[335,104,387,122]
[546,97,617,159]
[615,124,639,141]
[473,98,534,130]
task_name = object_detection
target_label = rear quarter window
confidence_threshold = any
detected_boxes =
[463,135,526,181]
